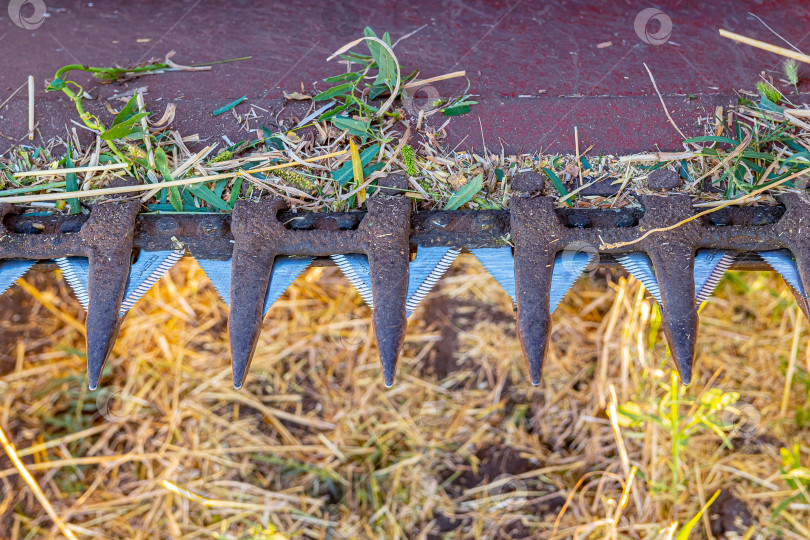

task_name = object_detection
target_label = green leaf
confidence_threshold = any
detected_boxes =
[675,490,721,540]
[759,95,784,113]
[188,183,230,211]
[229,176,243,209]
[364,27,395,86]
[580,156,591,170]
[682,135,740,145]
[367,83,390,100]
[332,116,371,138]
[443,104,472,117]
[100,112,149,140]
[444,173,483,210]
[212,96,246,116]
[541,167,572,206]
[363,162,385,177]
[332,144,380,185]
[112,94,142,126]
[780,151,810,171]
[323,72,362,84]
[154,147,182,211]
[313,83,354,101]
[64,148,80,214]
[46,78,65,91]
[319,103,350,122]
[741,150,775,161]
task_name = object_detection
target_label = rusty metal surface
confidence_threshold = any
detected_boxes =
[0,196,138,390]
[229,197,411,388]
[1,205,791,262]
[509,191,810,386]
[4,194,808,389]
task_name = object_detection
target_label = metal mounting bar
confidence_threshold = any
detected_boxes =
[3,192,809,389]
[2,203,790,262]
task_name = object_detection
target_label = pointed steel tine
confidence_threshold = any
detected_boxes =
[470,246,516,303]
[510,198,558,386]
[550,248,596,313]
[616,252,662,303]
[85,248,132,390]
[331,254,374,308]
[55,257,91,310]
[262,257,314,315]
[365,198,410,388]
[120,249,184,315]
[0,259,36,296]
[648,247,698,385]
[513,252,554,384]
[368,251,408,387]
[693,249,736,305]
[405,246,460,316]
[228,247,275,389]
[196,257,233,305]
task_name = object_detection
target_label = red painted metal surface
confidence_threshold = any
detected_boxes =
[1,0,808,153]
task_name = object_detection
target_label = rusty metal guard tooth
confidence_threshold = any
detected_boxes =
[1,197,138,390]
[510,197,557,385]
[5,182,810,390]
[637,196,699,385]
[229,197,411,389]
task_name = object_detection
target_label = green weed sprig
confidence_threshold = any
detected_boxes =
[617,372,740,496]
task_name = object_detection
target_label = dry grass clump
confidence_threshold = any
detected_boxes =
[3,32,810,215]
[1,258,809,538]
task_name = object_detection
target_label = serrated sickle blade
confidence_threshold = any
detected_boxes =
[472,247,592,313]
[55,256,90,310]
[196,258,232,305]
[693,249,735,305]
[550,250,596,313]
[331,253,374,308]
[759,249,807,298]
[262,257,314,314]
[619,249,736,308]
[470,247,516,303]
[405,246,460,316]
[58,250,185,316]
[333,247,460,316]
[197,256,313,315]
[120,250,184,315]
[616,252,662,303]
[0,259,36,296]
